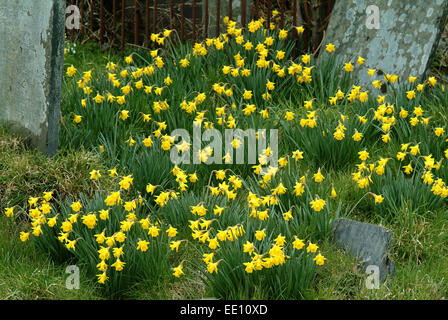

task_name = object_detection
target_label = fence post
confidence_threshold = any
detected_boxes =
[134,0,138,45]
[280,0,285,29]
[71,0,75,41]
[90,0,94,38]
[216,0,220,37]
[146,0,150,47]
[267,1,271,29]
[100,0,104,46]
[292,0,297,58]
[204,0,209,38]
[121,0,125,50]
[180,0,185,43]
[241,0,246,28]
[170,0,174,30]
[193,0,197,43]
[228,0,232,20]
[80,0,85,36]
[153,0,157,35]
[112,0,117,45]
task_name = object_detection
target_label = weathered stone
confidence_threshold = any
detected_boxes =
[206,0,253,37]
[322,0,448,85]
[0,0,65,155]
[332,218,394,283]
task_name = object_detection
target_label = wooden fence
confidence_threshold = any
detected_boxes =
[65,0,334,54]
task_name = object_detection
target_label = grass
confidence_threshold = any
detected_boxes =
[0,208,102,299]
[315,206,448,299]
[2,104,447,300]
[0,126,209,299]
[0,126,107,299]
[0,126,116,209]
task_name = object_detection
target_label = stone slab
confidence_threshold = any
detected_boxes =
[322,0,448,86]
[0,0,65,155]
[332,218,394,283]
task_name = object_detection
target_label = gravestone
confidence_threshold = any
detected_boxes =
[206,0,253,37]
[0,0,65,155]
[322,0,448,86]
[333,218,394,284]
